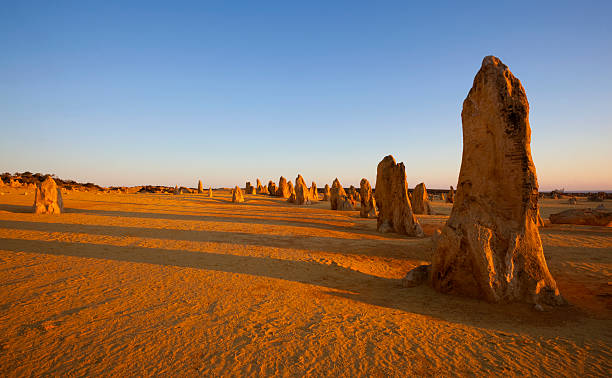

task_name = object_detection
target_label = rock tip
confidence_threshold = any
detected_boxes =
[481,55,507,70]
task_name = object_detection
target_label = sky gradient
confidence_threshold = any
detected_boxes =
[1,1,611,190]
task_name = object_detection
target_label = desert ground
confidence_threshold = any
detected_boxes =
[0,187,610,376]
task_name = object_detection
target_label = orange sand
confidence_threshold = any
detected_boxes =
[0,188,610,376]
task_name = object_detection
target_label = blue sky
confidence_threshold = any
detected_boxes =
[1,1,611,190]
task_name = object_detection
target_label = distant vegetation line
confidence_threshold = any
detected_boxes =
[1,171,610,194]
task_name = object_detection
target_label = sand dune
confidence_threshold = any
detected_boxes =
[0,187,610,376]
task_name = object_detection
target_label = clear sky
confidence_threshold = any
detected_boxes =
[1,1,611,190]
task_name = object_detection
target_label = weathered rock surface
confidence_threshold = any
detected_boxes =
[286,181,296,203]
[550,208,612,227]
[588,192,605,202]
[337,196,355,211]
[537,206,545,227]
[232,186,244,203]
[359,178,377,218]
[276,177,290,198]
[374,155,423,237]
[412,183,433,215]
[256,179,264,194]
[288,181,295,195]
[430,56,563,305]
[310,182,318,201]
[294,175,312,205]
[33,177,63,214]
[244,182,255,195]
[446,186,454,203]
[323,184,331,201]
[330,178,347,210]
[268,181,277,196]
[198,180,203,194]
[402,265,431,287]
[347,186,360,202]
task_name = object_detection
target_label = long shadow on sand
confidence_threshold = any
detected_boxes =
[540,226,612,238]
[0,203,396,240]
[76,195,369,223]
[0,220,426,261]
[79,193,323,208]
[0,237,588,337]
[0,204,382,239]
[0,204,32,213]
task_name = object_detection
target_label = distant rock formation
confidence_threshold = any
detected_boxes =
[287,180,296,203]
[337,196,356,211]
[323,184,331,201]
[550,208,611,227]
[294,175,312,205]
[310,182,318,201]
[359,178,377,218]
[374,155,423,237]
[330,178,347,210]
[198,180,203,194]
[412,183,433,215]
[33,177,63,214]
[245,182,256,195]
[347,185,360,202]
[232,186,244,203]
[208,187,213,198]
[173,185,179,195]
[430,56,563,305]
[268,181,277,196]
[256,179,269,195]
[568,197,577,205]
[446,186,454,203]
[587,192,605,202]
[276,177,290,198]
